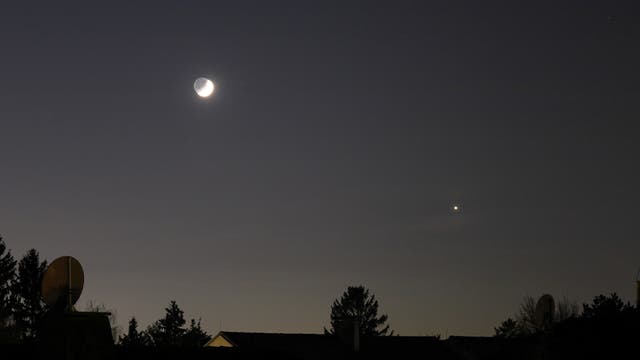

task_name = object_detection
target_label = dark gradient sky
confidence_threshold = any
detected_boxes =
[1,1,639,336]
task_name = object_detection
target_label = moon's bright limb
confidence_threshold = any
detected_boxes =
[194,77,214,97]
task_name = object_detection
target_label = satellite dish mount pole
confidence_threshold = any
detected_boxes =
[67,257,72,312]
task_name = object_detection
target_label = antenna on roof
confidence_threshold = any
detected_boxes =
[636,268,640,310]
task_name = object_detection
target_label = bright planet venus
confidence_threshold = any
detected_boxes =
[194,77,214,97]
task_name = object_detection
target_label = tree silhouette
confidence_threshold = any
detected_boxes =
[182,318,212,347]
[326,285,392,336]
[147,300,186,346]
[494,318,522,339]
[514,295,537,335]
[12,249,47,341]
[119,317,150,347]
[548,293,640,359]
[555,296,579,322]
[0,237,17,342]
[146,300,209,347]
[582,293,633,319]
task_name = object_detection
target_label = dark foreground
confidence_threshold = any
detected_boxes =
[2,333,637,360]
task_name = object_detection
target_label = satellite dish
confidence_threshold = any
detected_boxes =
[534,294,555,330]
[41,256,84,311]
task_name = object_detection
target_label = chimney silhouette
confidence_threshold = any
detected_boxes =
[353,319,360,352]
[336,318,360,352]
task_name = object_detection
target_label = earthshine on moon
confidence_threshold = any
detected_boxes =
[194,77,214,98]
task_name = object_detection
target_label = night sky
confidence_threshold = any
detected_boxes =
[1,1,639,336]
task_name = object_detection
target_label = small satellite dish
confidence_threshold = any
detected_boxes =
[534,294,555,330]
[41,256,84,311]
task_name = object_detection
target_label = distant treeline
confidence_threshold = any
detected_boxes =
[1,236,395,348]
[0,236,47,343]
[3,235,640,359]
[0,236,211,347]
[493,292,640,359]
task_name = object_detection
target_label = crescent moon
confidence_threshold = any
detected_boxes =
[194,77,214,98]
